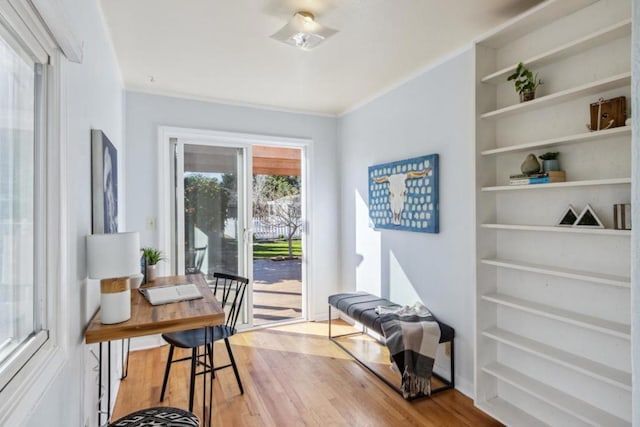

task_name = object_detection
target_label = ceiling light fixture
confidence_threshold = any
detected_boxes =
[270,11,337,51]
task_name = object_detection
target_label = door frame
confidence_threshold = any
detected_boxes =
[157,126,312,326]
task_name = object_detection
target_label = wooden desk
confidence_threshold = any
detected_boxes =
[86,275,224,343]
[85,274,224,426]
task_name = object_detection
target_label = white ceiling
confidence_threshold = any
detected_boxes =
[100,0,542,116]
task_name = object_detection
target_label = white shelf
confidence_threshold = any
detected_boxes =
[481,224,631,236]
[483,327,632,391]
[480,73,631,120]
[481,126,631,156]
[481,258,630,288]
[482,293,631,340]
[482,362,630,427]
[479,0,597,49]
[479,397,549,427]
[481,19,631,84]
[481,177,631,192]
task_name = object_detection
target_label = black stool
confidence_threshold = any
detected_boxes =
[110,407,199,426]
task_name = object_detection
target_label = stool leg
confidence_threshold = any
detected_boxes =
[189,347,197,411]
[160,345,175,401]
[225,338,243,394]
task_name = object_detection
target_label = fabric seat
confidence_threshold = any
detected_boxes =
[328,292,455,342]
[109,407,199,427]
[160,272,249,411]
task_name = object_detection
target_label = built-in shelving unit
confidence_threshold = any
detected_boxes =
[482,363,630,427]
[481,19,631,84]
[483,328,632,390]
[481,223,631,235]
[482,293,631,339]
[480,126,631,156]
[481,177,630,192]
[480,72,630,120]
[474,1,632,425]
[480,397,548,427]
[480,258,631,287]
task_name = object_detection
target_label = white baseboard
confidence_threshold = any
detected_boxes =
[454,376,473,399]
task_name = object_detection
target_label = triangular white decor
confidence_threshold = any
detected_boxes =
[556,205,578,227]
[573,204,604,228]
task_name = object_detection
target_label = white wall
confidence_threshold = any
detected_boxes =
[124,92,339,320]
[338,50,475,395]
[23,0,125,426]
[631,0,639,424]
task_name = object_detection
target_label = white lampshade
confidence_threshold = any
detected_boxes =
[87,232,140,324]
[87,232,140,279]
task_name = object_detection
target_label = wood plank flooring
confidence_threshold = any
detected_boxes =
[112,321,502,426]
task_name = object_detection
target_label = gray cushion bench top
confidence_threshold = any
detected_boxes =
[329,291,454,343]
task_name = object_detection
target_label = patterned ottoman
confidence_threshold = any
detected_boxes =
[110,407,199,426]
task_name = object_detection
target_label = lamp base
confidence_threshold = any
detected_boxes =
[100,278,131,324]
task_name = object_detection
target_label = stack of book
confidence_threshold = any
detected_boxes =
[509,170,566,185]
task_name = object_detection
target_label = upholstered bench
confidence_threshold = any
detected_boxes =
[328,291,455,398]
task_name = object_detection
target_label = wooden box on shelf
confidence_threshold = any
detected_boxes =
[589,96,626,131]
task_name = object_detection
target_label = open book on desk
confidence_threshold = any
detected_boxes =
[139,283,203,306]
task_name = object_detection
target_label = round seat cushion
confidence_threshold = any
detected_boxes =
[110,407,199,427]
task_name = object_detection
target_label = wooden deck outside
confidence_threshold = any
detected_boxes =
[252,259,301,326]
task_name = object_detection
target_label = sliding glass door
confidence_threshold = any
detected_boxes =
[172,140,252,327]
[167,133,308,330]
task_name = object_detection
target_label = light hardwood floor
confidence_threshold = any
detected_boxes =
[113,321,502,426]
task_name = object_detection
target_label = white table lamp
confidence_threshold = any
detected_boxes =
[87,232,140,324]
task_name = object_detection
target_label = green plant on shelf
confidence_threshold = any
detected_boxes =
[507,62,543,102]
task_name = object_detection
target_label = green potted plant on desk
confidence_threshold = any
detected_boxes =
[142,247,164,282]
[507,62,543,102]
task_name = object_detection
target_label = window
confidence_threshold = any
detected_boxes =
[0,16,49,392]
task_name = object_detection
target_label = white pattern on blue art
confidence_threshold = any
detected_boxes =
[368,154,439,233]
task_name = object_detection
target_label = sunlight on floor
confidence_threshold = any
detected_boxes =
[231,320,366,361]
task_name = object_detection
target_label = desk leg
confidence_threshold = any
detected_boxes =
[121,338,130,380]
[108,341,112,424]
[96,342,112,427]
[98,342,102,427]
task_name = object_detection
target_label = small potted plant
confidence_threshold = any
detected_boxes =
[538,152,560,172]
[507,62,543,102]
[141,247,164,282]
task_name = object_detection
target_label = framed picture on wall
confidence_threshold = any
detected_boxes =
[368,153,439,233]
[91,129,118,234]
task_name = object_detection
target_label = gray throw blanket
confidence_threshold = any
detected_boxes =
[378,302,441,399]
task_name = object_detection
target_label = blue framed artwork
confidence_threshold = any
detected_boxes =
[368,154,439,233]
[91,129,118,234]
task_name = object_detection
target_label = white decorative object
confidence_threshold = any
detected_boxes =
[556,205,578,227]
[87,232,140,324]
[130,273,144,289]
[573,204,604,228]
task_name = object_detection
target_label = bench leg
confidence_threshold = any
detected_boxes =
[431,339,455,394]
